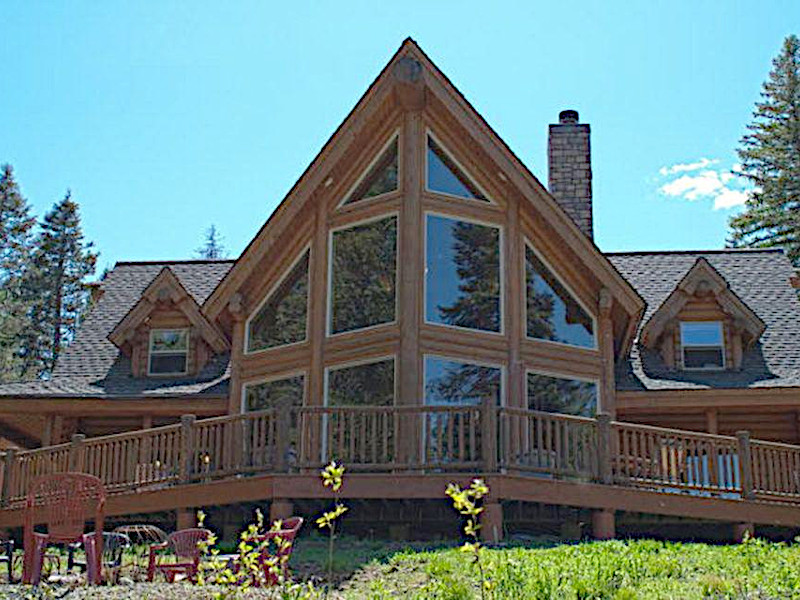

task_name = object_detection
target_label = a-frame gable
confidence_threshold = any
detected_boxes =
[109,267,229,354]
[203,38,645,355]
[640,258,766,349]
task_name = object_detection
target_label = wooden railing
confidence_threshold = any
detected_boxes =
[3,405,800,507]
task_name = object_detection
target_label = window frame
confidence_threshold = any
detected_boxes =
[424,130,496,205]
[326,212,400,338]
[244,245,311,355]
[240,370,308,413]
[337,131,401,209]
[524,368,601,416]
[522,238,598,350]
[680,321,726,371]
[423,210,505,336]
[147,328,190,377]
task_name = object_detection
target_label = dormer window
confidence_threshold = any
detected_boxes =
[148,329,189,376]
[680,321,724,370]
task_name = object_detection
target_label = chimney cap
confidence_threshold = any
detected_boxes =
[559,109,579,124]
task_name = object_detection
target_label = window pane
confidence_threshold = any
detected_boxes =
[151,330,188,352]
[425,215,501,332]
[149,354,187,375]
[526,246,594,348]
[424,356,501,406]
[330,216,397,334]
[427,137,488,201]
[681,322,723,346]
[327,359,394,406]
[247,251,309,352]
[684,348,724,369]
[344,139,398,205]
[244,375,305,411]
[527,373,597,417]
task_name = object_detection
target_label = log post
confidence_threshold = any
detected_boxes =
[592,509,615,540]
[737,430,755,500]
[68,434,86,472]
[482,396,498,472]
[274,399,291,472]
[270,499,294,523]
[0,449,15,507]
[596,412,613,484]
[180,415,196,484]
[480,502,503,543]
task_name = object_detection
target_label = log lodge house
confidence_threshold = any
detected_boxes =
[1,39,800,541]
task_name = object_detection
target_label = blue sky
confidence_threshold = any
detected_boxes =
[2,2,797,274]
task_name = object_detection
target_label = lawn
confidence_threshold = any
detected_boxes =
[2,536,800,599]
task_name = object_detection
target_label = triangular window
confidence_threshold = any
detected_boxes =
[343,137,399,205]
[426,136,489,202]
[246,250,309,352]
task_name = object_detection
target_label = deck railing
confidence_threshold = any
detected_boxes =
[2,404,800,507]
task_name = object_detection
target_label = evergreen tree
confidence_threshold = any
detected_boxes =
[0,165,35,381]
[729,35,800,265]
[195,224,227,259]
[22,192,97,376]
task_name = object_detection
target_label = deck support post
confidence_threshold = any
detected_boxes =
[270,499,294,523]
[596,413,613,484]
[176,508,196,530]
[736,430,755,500]
[480,502,503,543]
[482,397,498,472]
[68,434,86,472]
[0,449,15,507]
[591,509,615,540]
[180,415,196,484]
[732,522,755,542]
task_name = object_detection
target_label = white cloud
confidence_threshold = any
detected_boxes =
[657,159,750,210]
[658,158,719,176]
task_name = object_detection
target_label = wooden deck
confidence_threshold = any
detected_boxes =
[2,405,800,529]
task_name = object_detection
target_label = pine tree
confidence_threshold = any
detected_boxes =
[729,35,800,265]
[22,192,97,377]
[0,165,35,381]
[195,224,227,259]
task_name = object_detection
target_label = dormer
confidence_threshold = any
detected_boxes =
[640,258,766,371]
[108,267,229,377]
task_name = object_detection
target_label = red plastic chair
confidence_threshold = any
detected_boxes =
[255,516,303,585]
[147,528,212,582]
[22,473,106,585]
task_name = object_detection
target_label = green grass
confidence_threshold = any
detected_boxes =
[334,537,800,599]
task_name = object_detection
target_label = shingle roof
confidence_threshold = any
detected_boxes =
[0,260,234,399]
[607,249,800,391]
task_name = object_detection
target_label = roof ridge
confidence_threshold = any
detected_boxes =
[114,259,237,266]
[604,248,783,257]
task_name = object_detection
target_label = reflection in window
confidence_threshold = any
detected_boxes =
[526,373,597,417]
[427,136,488,201]
[525,245,594,348]
[424,356,501,407]
[149,329,188,375]
[330,216,397,334]
[247,250,309,352]
[680,321,724,369]
[327,358,395,406]
[344,138,398,205]
[426,215,501,332]
[244,375,305,412]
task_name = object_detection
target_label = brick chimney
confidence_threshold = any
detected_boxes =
[548,109,593,238]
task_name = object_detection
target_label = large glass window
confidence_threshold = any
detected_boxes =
[329,216,397,334]
[148,329,188,376]
[681,321,725,369]
[243,374,305,412]
[426,136,489,202]
[326,358,395,406]
[425,215,501,333]
[247,250,309,352]
[424,356,501,407]
[525,244,594,348]
[526,373,597,417]
[343,137,398,205]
